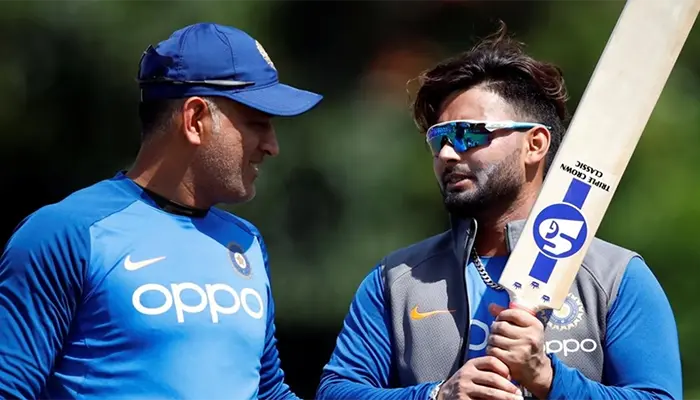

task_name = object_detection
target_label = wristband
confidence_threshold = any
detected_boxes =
[428,380,444,400]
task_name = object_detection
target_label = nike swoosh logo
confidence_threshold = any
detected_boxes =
[124,255,166,271]
[410,306,455,321]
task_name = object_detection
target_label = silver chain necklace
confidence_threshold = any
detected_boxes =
[470,247,505,291]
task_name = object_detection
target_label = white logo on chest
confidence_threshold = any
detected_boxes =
[124,255,166,271]
[123,252,265,323]
[132,283,264,323]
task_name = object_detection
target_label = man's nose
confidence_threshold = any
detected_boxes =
[437,142,461,162]
[261,128,280,157]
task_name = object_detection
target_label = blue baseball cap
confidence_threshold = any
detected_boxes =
[137,22,323,116]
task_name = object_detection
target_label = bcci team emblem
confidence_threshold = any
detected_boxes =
[255,40,276,70]
[547,292,584,331]
[227,242,252,278]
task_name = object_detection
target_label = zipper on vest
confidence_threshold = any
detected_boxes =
[458,220,477,365]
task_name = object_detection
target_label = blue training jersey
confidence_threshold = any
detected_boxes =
[316,252,682,400]
[0,172,297,400]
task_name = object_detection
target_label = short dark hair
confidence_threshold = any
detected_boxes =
[411,22,570,171]
[138,98,186,141]
[138,96,223,141]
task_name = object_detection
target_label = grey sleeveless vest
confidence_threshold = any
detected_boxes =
[380,217,638,387]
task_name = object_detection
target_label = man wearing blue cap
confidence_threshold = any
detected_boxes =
[0,23,321,399]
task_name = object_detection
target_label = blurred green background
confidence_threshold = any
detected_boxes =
[1,0,698,398]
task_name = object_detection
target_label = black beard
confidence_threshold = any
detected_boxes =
[440,150,523,221]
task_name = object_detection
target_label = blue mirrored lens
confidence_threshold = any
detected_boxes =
[426,122,489,154]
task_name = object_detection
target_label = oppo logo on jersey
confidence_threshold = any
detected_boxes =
[545,338,598,357]
[469,319,598,357]
[132,283,264,323]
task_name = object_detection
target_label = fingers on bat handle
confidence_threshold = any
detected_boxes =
[508,301,537,316]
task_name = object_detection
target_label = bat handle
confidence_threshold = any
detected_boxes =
[508,301,536,316]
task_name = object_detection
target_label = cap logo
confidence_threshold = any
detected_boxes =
[255,40,276,70]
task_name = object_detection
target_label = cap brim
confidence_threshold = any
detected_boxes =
[225,83,323,117]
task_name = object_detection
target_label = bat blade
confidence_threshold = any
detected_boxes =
[498,0,700,314]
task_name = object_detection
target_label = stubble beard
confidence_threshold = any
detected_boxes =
[196,140,250,205]
[441,149,524,221]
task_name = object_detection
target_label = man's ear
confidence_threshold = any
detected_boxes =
[180,96,211,146]
[525,126,551,166]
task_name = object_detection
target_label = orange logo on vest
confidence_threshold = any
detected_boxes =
[409,306,455,320]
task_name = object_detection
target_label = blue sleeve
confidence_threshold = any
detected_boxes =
[547,256,682,400]
[316,265,440,400]
[253,232,299,400]
[0,209,87,399]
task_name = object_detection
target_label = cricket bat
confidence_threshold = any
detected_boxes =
[498,0,700,315]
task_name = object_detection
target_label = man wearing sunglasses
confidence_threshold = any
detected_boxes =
[317,25,681,400]
[0,23,321,399]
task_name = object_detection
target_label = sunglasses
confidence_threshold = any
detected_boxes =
[136,45,256,89]
[425,120,551,155]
